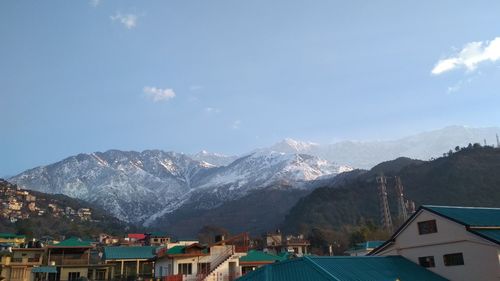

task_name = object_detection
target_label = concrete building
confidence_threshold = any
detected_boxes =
[0,247,45,281]
[46,237,111,281]
[103,246,156,280]
[155,243,243,281]
[370,205,500,281]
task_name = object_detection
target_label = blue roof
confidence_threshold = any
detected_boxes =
[236,256,448,281]
[423,205,500,227]
[346,241,385,253]
[103,246,157,260]
[32,266,57,273]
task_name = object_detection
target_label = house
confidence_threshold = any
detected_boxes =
[124,233,146,246]
[282,234,310,256]
[103,246,156,280]
[238,250,286,275]
[345,241,384,256]
[146,232,170,246]
[0,233,26,246]
[370,205,500,281]
[46,237,110,281]
[155,243,243,281]
[235,256,447,281]
[0,247,45,281]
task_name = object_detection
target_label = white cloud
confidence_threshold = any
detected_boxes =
[232,120,241,129]
[432,37,500,75]
[89,0,100,7]
[205,107,221,114]
[110,12,138,29]
[446,77,475,94]
[143,87,176,102]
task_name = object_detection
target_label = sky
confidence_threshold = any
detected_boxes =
[1,0,500,176]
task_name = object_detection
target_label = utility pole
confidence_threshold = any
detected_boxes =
[394,176,408,222]
[376,175,393,232]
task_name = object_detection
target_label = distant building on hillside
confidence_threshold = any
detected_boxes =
[345,241,385,256]
[370,205,500,281]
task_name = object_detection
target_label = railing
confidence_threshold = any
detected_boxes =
[49,256,89,265]
[11,257,23,263]
[195,247,234,281]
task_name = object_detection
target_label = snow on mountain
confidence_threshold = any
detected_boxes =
[190,150,238,166]
[10,149,347,226]
[264,126,500,169]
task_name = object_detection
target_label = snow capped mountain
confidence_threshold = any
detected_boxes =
[9,125,499,227]
[10,149,347,226]
[264,126,500,169]
[190,150,238,166]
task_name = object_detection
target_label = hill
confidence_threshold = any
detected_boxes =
[0,179,131,238]
[282,145,500,252]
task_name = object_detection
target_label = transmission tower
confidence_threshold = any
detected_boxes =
[394,176,408,222]
[376,175,393,232]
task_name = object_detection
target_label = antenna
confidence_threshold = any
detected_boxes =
[394,176,408,222]
[376,175,393,232]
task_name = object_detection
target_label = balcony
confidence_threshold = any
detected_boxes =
[49,256,89,266]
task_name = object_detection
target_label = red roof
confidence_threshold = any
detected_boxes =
[128,233,146,240]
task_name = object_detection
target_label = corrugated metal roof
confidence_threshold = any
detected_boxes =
[32,266,57,273]
[236,256,448,281]
[0,233,25,239]
[104,246,156,260]
[240,250,285,263]
[471,229,500,243]
[424,205,500,227]
[53,237,92,247]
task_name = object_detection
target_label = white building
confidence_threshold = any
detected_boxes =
[155,243,244,281]
[370,205,500,281]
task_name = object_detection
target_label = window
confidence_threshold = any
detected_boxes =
[11,268,24,279]
[95,269,107,281]
[68,272,81,281]
[198,263,210,275]
[418,220,437,235]
[443,253,464,266]
[178,263,193,275]
[418,256,435,268]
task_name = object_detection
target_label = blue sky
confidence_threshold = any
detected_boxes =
[1,0,500,176]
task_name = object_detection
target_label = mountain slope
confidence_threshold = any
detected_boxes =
[283,145,500,236]
[0,179,129,238]
[10,150,347,227]
[265,126,500,169]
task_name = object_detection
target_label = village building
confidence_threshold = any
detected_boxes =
[155,235,248,281]
[102,246,156,280]
[370,205,500,281]
[0,247,45,281]
[345,241,384,256]
[238,250,286,275]
[146,232,171,246]
[0,233,26,246]
[46,237,111,281]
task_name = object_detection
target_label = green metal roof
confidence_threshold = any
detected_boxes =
[424,205,500,227]
[240,250,285,263]
[104,246,157,260]
[32,266,58,273]
[53,237,92,247]
[149,232,169,237]
[0,233,25,239]
[165,245,208,255]
[236,256,448,281]
[166,245,185,254]
[471,229,500,244]
[347,241,385,252]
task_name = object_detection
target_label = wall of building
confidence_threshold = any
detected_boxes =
[60,267,88,281]
[376,210,500,281]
